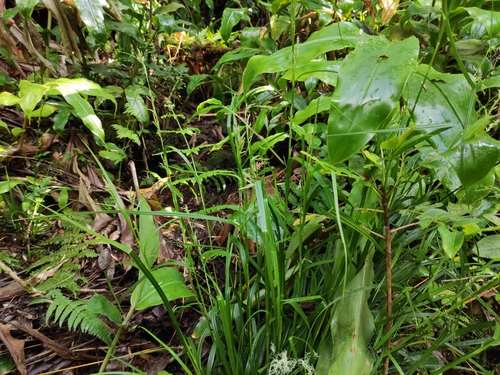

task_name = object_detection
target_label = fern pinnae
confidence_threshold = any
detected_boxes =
[45,290,112,345]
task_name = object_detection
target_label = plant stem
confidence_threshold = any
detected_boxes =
[98,307,135,373]
[381,185,392,375]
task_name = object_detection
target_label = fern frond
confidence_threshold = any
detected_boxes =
[45,290,112,345]
[112,124,140,145]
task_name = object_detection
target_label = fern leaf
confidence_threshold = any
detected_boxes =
[111,124,140,145]
[124,85,150,125]
[45,290,112,344]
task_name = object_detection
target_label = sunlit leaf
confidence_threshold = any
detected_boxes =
[220,8,247,42]
[0,92,20,106]
[18,81,49,117]
[73,0,106,42]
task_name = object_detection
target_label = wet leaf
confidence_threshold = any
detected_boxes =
[328,36,419,163]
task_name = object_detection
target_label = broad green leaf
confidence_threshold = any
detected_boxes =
[281,61,342,86]
[317,253,374,374]
[132,267,195,310]
[328,36,419,163]
[16,0,38,17]
[250,132,288,156]
[0,92,20,106]
[474,235,500,259]
[465,7,500,37]
[220,8,247,42]
[73,0,106,42]
[125,85,149,125]
[53,107,72,135]
[19,81,49,117]
[187,74,208,96]
[0,180,24,194]
[293,95,331,125]
[130,197,161,308]
[154,2,184,14]
[404,65,477,151]
[63,93,105,145]
[243,22,372,92]
[154,14,175,34]
[107,21,141,42]
[457,169,495,204]
[139,197,160,270]
[0,119,8,131]
[454,39,487,55]
[451,137,500,187]
[99,142,127,164]
[30,104,57,118]
[87,295,122,325]
[438,226,464,259]
[50,78,117,107]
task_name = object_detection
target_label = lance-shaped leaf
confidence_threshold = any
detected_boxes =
[73,0,106,43]
[328,36,419,163]
[242,22,372,92]
[316,253,375,374]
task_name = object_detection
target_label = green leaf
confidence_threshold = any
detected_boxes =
[281,61,342,86]
[132,267,195,310]
[316,253,374,374]
[243,22,372,92]
[438,226,464,259]
[293,95,332,125]
[220,8,247,42]
[452,137,500,187]
[0,119,8,132]
[405,65,477,151]
[53,107,71,135]
[250,133,288,156]
[125,85,150,125]
[63,93,105,145]
[154,2,184,14]
[328,36,419,163]
[99,143,127,164]
[475,235,500,259]
[0,180,24,194]
[16,0,38,17]
[50,78,117,107]
[0,92,20,106]
[112,124,140,145]
[73,0,106,42]
[31,104,58,118]
[154,14,175,34]
[187,74,208,96]
[87,295,122,325]
[138,197,160,270]
[465,7,500,37]
[19,81,49,117]
[107,21,141,41]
